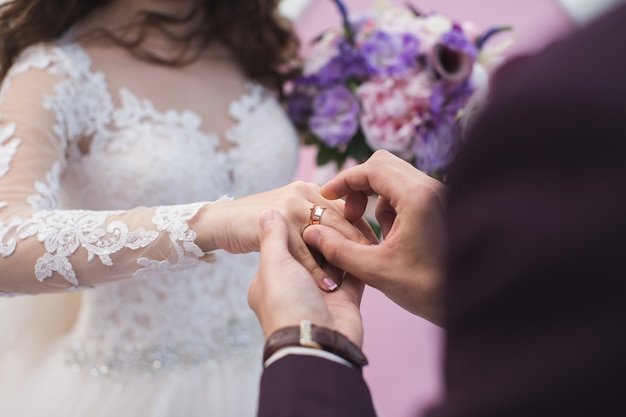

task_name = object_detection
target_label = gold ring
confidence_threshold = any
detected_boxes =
[309,205,327,225]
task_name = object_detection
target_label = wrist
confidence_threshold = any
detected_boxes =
[263,320,368,368]
[188,203,220,253]
[190,198,250,254]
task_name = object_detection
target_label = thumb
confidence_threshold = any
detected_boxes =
[258,209,291,263]
[302,224,386,287]
[249,208,291,314]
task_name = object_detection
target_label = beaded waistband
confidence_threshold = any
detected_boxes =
[66,326,262,377]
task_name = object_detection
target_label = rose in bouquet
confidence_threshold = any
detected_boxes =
[285,0,512,180]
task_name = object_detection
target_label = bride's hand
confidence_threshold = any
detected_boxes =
[192,181,378,291]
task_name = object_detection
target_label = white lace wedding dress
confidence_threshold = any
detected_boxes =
[0,37,299,416]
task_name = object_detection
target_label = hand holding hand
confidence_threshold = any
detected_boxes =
[191,181,377,292]
[248,209,364,348]
[302,151,447,326]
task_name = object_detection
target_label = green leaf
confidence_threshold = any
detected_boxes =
[335,152,349,170]
[316,144,338,166]
[368,219,382,240]
[303,135,318,146]
[346,130,374,164]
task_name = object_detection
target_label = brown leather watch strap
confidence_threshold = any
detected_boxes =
[263,320,368,368]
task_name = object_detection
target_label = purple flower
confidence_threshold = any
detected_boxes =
[287,2,510,178]
[445,81,475,114]
[430,28,477,83]
[286,89,314,126]
[361,31,420,77]
[413,117,460,175]
[428,82,446,116]
[316,41,368,87]
[309,85,360,147]
[429,81,474,118]
[285,78,317,125]
[441,27,478,60]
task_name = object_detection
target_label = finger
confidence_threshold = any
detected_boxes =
[302,224,387,287]
[301,202,378,278]
[374,197,396,238]
[321,163,376,200]
[287,194,374,292]
[289,236,342,292]
[321,151,412,200]
[249,208,292,315]
[258,208,293,267]
[281,199,353,292]
[343,191,369,222]
[337,273,365,307]
[252,209,338,337]
[352,216,379,245]
[312,203,373,246]
[310,245,346,286]
[326,194,378,244]
[321,151,443,216]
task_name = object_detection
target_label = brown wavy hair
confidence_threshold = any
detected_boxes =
[0,0,302,91]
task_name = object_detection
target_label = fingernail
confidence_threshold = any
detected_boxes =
[260,209,275,227]
[323,277,338,291]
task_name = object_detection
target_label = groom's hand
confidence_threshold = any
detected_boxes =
[302,151,447,326]
[248,209,364,347]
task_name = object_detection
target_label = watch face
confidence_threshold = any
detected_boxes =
[556,0,625,23]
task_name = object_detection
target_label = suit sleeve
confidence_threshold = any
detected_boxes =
[257,355,377,417]
[426,14,626,416]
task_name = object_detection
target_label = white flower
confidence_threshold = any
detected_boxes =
[423,14,453,36]
[459,63,490,132]
[413,14,454,54]
[377,8,420,34]
[303,31,342,75]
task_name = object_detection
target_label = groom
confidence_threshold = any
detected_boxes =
[248,1,626,416]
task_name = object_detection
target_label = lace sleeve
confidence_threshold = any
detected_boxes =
[0,50,218,296]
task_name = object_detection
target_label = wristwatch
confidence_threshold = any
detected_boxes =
[263,320,368,368]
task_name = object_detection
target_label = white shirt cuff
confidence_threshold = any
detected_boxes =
[264,346,354,368]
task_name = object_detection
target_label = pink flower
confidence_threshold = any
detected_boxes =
[461,20,482,41]
[356,72,434,158]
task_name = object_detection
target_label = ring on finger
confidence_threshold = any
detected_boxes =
[309,205,327,225]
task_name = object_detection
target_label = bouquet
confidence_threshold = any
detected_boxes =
[285,0,512,180]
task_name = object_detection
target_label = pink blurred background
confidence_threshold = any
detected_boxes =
[289,1,575,416]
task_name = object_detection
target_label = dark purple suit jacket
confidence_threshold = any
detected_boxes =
[258,4,626,416]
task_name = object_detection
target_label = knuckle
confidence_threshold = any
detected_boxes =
[371,149,390,161]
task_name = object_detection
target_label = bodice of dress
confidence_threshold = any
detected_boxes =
[0,40,299,375]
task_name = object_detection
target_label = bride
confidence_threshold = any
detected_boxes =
[0,0,373,415]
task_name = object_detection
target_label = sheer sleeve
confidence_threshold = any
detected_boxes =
[0,46,218,295]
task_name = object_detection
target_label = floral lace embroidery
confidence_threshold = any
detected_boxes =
[228,83,266,121]
[0,44,224,287]
[0,216,20,257]
[28,162,61,210]
[0,123,21,209]
[135,201,227,278]
[44,60,114,153]
[0,123,20,177]
[12,210,159,285]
